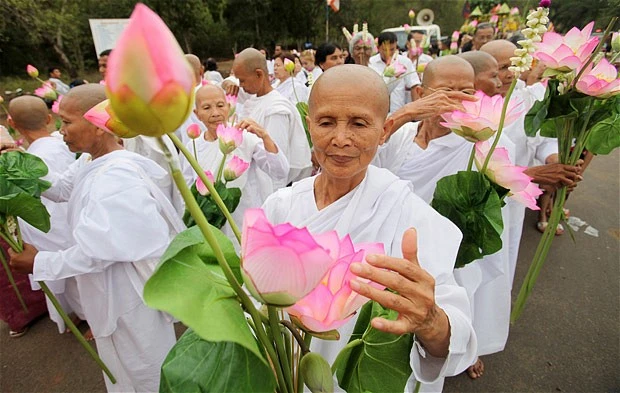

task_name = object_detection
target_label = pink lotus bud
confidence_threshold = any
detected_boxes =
[284,58,295,74]
[534,21,598,72]
[403,23,410,30]
[83,99,140,138]
[34,83,58,101]
[474,141,543,210]
[510,7,520,15]
[105,4,195,137]
[611,32,620,52]
[0,95,5,105]
[575,58,620,98]
[26,65,39,78]
[195,170,215,196]
[225,94,238,106]
[440,91,524,142]
[223,155,250,181]
[241,209,344,306]
[201,79,211,86]
[450,42,458,51]
[216,124,243,154]
[490,15,499,24]
[186,123,201,139]
[452,30,460,41]
[408,9,415,19]
[51,95,63,114]
[470,20,479,28]
[287,235,385,332]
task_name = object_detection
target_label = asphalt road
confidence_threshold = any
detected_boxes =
[1,151,618,393]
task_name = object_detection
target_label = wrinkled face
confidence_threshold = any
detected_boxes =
[50,69,62,78]
[352,42,372,65]
[473,27,495,50]
[59,97,99,153]
[232,63,262,95]
[309,83,389,183]
[98,55,108,79]
[273,58,289,81]
[379,41,397,63]
[492,47,516,96]
[194,88,229,133]
[320,48,344,71]
[301,57,315,71]
[475,60,502,96]
[420,65,475,126]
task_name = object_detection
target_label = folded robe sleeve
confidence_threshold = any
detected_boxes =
[251,140,290,182]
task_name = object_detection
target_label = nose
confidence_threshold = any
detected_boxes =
[331,124,353,148]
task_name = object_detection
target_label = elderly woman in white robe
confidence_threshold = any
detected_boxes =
[262,64,476,392]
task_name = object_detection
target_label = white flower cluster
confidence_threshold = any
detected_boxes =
[6,215,17,241]
[509,7,550,75]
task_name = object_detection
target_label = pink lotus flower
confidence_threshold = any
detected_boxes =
[440,91,524,142]
[83,99,139,138]
[51,95,62,114]
[216,124,243,154]
[34,83,58,101]
[470,20,479,28]
[26,65,39,78]
[450,42,458,51]
[201,79,211,86]
[223,155,249,181]
[510,7,519,15]
[451,31,460,41]
[186,123,201,139]
[105,4,195,137]
[383,59,407,78]
[287,238,385,333]
[241,209,344,306]
[534,22,599,72]
[575,58,620,98]
[195,170,215,196]
[225,94,238,106]
[474,141,542,210]
[489,15,499,25]
[408,9,415,19]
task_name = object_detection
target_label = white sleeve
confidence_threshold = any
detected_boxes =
[252,141,290,182]
[403,57,421,89]
[534,136,558,164]
[263,113,293,160]
[33,245,113,280]
[43,156,83,202]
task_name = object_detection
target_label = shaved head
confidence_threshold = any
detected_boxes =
[310,64,389,117]
[423,56,474,87]
[63,84,107,115]
[459,51,497,75]
[480,40,517,96]
[185,54,202,85]
[233,48,269,75]
[195,84,226,106]
[480,39,516,58]
[8,96,49,131]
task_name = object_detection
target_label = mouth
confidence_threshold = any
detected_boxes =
[328,155,356,164]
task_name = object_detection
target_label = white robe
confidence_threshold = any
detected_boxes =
[275,77,310,105]
[503,80,558,286]
[374,123,515,359]
[240,90,312,187]
[35,150,183,392]
[19,133,80,333]
[180,131,289,245]
[263,166,476,393]
[369,54,421,114]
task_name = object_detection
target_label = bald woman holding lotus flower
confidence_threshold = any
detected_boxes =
[262,64,476,392]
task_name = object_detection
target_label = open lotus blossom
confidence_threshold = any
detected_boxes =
[105,3,195,137]
[241,208,343,306]
[26,64,39,78]
[383,59,407,78]
[534,21,598,72]
[195,170,215,196]
[223,155,250,181]
[287,237,385,333]
[34,83,58,101]
[440,91,524,143]
[474,141,543,210]
[186,123,201,139]
[575,58,620,98]
[216,124,243,154]
[51,95,62,114]
[83,99,139,138]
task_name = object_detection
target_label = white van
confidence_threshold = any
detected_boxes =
[382,24,442,50]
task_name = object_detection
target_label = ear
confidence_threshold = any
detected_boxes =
[45,113,52,125]
[380,118,393,145]
[413,84,424,99]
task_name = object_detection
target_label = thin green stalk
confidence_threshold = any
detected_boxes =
[481,78,518,172]
[297,333,313,393]
[569,17,618,92]
[157,136,283,391]
[215,153,227,184]
[39,281,116,383]
[290,75,300,104]
[268,306,293,393]
[166,133,241,244]
[0,247,28,312]
[413,381,422,393]
[466,144,476,171]
[192,140,197,162]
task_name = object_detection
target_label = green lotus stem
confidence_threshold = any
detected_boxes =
[39,280,116,383]
[297,333,313,393]
[216,153,227,184]
[156,136,283,392]
[268,306,293,393]
[413,381,422,393]
[481,78,518,173]
[0,247,28,312]
[570,17,618,92]
[166,133,241,244]
[191,139,197,162]
[467,144,476,171]
[511,185,566,322]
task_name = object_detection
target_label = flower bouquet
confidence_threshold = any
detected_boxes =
[101,4,420,392]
